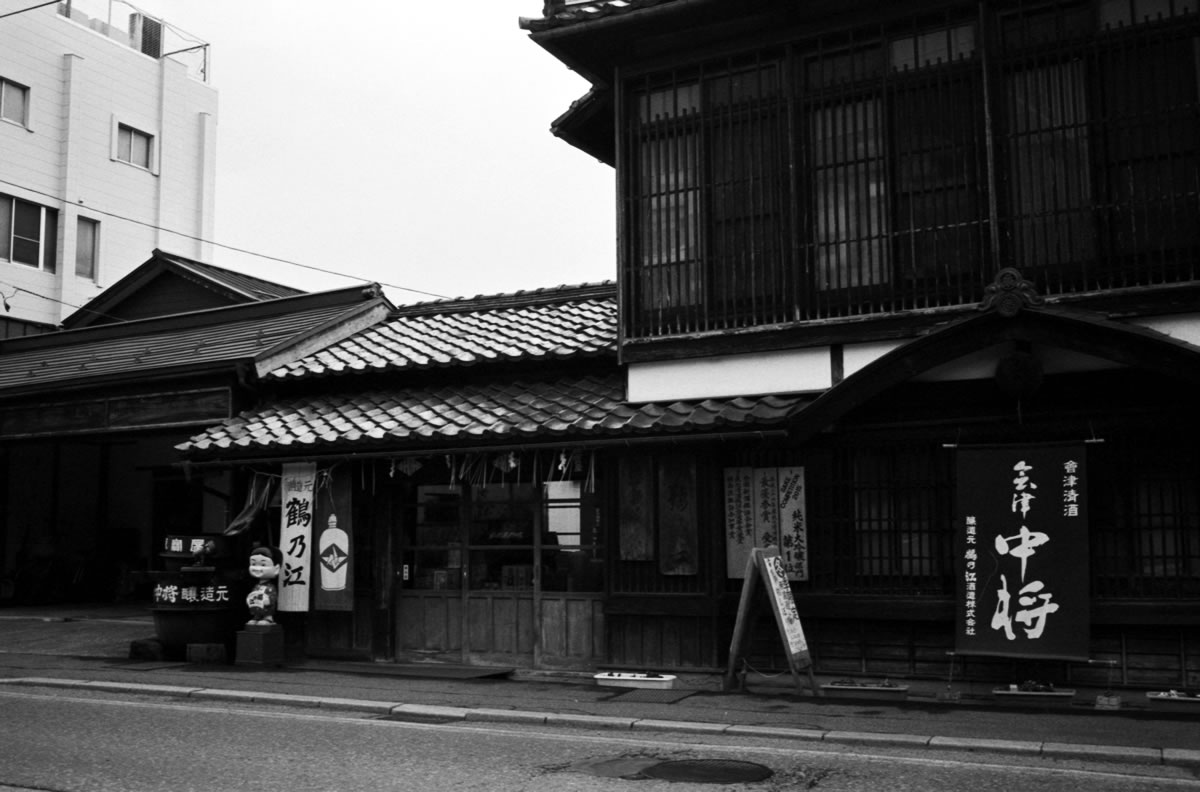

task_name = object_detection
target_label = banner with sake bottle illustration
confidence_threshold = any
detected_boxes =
[314,468,353,611]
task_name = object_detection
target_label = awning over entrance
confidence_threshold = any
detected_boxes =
[788,304,1200,443]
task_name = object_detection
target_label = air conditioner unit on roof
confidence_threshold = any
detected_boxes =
[129,12,163,58]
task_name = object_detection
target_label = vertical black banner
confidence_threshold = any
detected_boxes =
[955,444,1089,660]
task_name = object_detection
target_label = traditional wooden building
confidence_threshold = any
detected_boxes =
[176,284,812,666]
[175,0,1199,691]
[514,0,1200,688]
[0,251,389,604]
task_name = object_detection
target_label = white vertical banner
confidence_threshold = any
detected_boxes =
[724,468,756,577]
[753,466,780,548]
[279,462,315,612]
[776,467,808,581]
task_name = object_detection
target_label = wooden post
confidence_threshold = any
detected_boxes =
[722,552,761,691]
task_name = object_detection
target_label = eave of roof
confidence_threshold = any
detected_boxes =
[0,286,391,397]
[551,89,616,166]
[520,0,691,34]
[177,373,809,461]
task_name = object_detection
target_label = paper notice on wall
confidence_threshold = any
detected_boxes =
[726,466,808,580]
[776,467,808,581]
[724,467,756,577]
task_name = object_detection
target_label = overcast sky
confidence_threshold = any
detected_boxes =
[138,1,615,304]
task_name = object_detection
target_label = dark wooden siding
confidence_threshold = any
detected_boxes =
[620,1,1200,339]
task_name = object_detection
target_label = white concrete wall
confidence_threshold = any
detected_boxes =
[0,4,217,324]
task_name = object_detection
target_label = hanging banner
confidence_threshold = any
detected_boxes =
[658,456,698,575]
[618,456,654,560]
[278,462,316,612]
[314,470,353,611]
[725,466,808,581]
[955,444,1088,660]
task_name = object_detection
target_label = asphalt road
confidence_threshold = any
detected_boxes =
[2,686,1197,792]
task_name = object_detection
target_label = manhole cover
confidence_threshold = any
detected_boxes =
[641,759,774,784]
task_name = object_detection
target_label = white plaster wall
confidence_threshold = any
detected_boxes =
[842,340,904,378]
[0,5,217,324]
[627,347,833,402]
[1135,313,1200,348]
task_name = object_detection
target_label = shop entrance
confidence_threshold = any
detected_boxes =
[395,479,604,668]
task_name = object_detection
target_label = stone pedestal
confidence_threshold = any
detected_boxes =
[235,623,285,666]
[186,643,228,665]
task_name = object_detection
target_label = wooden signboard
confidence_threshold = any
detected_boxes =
[618,456,654,560]
[723,546,819,695]
[658,456,698,575]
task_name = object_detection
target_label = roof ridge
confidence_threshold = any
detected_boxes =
[390,281,616,317]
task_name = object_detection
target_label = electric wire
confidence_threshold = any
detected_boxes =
[0,0,59,21]
[0,280,123,321]
[0,177,450,300]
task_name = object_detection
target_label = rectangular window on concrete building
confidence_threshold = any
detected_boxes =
[116,123,153,169]
[0,78,28,126]
[75,217,98,279]
[0,194,57,273]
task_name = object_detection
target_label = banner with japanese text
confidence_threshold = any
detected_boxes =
[279,462,316,612]
[955,444,1088,660]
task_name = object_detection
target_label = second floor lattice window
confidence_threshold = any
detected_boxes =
[621,0,1200,339]
[632,67,788,320]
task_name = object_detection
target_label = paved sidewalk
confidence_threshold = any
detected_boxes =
[2,606,1199,773]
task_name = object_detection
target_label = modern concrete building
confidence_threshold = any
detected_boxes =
[0,0,216,329]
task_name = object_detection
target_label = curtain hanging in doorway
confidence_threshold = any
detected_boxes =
[223,473,277,536]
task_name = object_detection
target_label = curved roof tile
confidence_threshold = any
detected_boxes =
[267,285,617,381]
[178,374,810,458]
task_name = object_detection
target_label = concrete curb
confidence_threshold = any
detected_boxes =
[0,677,1192,770]
[632,718,730,735]
[1042,742,1162,765]
[928,736,1042,757]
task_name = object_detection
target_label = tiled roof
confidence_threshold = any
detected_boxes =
[178,374,809,457]
[268,283,616,381]
[521,0,683,32]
